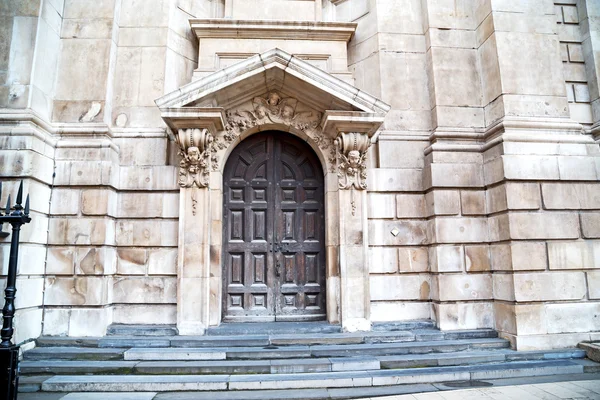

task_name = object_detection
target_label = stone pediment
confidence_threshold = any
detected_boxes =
[155,48,390,115]
[156,48,390,189]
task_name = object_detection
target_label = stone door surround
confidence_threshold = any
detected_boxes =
[156,49,389,334]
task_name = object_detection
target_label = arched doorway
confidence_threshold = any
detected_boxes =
[222,131,326,322]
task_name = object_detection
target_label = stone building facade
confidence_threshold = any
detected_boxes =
[1,0,600,351]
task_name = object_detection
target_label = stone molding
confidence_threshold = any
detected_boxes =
[425,117,590,155]
[190,19,357,41]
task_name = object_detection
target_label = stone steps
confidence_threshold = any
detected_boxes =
[37,360,586,392]
[24,338,510,362]
[34,328,499,348]
[20,349,587,376]
[21,327,600,397]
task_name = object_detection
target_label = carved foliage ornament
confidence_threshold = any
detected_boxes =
[335,132,370,191]
[212,91,336,171]
[176,128,213,188]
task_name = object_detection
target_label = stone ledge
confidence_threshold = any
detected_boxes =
[190,19,357,42]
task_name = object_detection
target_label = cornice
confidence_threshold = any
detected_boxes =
[190,19,357,42]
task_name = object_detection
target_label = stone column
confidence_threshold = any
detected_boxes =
[335,132,371,332]
[175,128,213,335]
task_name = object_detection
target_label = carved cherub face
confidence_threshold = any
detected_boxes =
[256,104,268,119]
[347,150,361,166]
[282,105,294,119]
[267,92,281,106]
[187,146,201,162]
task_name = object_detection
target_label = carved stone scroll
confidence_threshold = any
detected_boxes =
[176,128,213,188]
[335,132,370,191]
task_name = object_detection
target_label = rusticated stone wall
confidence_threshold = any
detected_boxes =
[1,0,600,351]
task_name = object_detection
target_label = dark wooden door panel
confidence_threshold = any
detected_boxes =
[223,132,325,322]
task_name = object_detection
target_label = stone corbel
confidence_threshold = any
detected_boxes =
[176,128,213,188]
[335,132,370,191]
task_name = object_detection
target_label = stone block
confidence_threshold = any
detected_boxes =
[397,247,428,273]
[502,155,559,180]
[371,301,431,322]
[69,308,110,336]
[508,212,580,240]
[370,274,430,301]
[432,274,492,301]
[505,182,540,209]
[116,220,178,246]
[112,276,176,304]
[461,191,485,215]
[76,247,116,275]
[368,168,423,192]
[148,248,177,275]
[119,0,170,27]
[367,193,395,219]
[429,245,464,272]
[48,218,116,245]
[396,194,426,218]
[429,163,484,187]
[378,140,427,169]
[118,166,178,190]
[430,47,482,107]
[113,304,176,324]
[490,242,547,271]
[548,240,599,270]
[546,303,600,334]
[434,302,494,330]
[492,274,515,301]
[50,189,80,215]
[465,245,490,272]
[15,277,44,309]
[44,276,110,305]
[588,271,600,299]
[486,184,507,213]
[513,272,586,302]
[581,216,600,242]
[81,189,116,216]
[542,183,600,209]
[434,217,488,243]
[558,156,597,180]
[55,39,111,101]
[117,248,147,275]
[495,31,565,98]
[46,248,75,275]
[368,220,428,246]
[14,308,42,345]
[368,247,398,274]
[426,190,460,216]
[43,308,70,336]
[64,0,115,19]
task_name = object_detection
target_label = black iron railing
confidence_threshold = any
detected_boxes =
[0,181,31,400]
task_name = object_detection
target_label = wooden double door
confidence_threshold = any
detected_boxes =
[222,131,326,322]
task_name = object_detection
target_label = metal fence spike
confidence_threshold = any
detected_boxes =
[5,194,10,215]
[24,195,30,216]
[16,181,23,206]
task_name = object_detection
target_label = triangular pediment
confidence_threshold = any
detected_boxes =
[155,48,390,115]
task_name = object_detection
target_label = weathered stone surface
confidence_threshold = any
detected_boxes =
[370,275,430,301]
[429,245,464,272]
[548,240,599,270]
[397,247,428,273]
[508,213,580,239]
[513,272,586,302]
[432,274,492,301]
